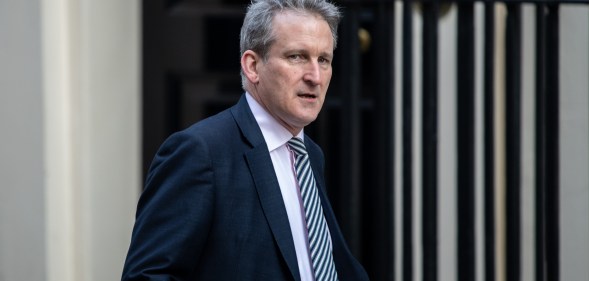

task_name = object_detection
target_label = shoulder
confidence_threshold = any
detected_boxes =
[163,107,238,149]
[150,108,238,164]
[174,95,253,146]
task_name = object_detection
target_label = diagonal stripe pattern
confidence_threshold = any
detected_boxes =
[288,137,338,281]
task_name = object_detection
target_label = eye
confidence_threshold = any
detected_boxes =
[318,57,331,65]
[288,54,304,61]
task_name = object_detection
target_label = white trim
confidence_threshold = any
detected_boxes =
[42,0,81,279]
[42,1,141,280]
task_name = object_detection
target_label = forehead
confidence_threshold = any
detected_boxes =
[270,10,334,49]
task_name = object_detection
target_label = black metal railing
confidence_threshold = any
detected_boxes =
[307,0,588,280]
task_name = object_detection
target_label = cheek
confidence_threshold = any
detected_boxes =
[323,69,332,82]
[270,68,295,86]
[321,78,332,90]
[289,70,303,83]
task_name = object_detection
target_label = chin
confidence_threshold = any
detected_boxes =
[292,110,320,126]
[302,117,319,126]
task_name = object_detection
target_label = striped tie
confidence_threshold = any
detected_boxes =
[288,137,338,281]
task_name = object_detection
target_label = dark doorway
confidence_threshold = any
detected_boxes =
[142,0,248,176]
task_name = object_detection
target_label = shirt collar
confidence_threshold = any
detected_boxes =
[245,92,304,152]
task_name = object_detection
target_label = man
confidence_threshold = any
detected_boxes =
[122,0,369,280]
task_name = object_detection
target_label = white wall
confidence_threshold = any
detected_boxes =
[0,0,140,280]
[0,0,46,280]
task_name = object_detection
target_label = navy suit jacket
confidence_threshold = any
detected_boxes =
[122,95,369,280]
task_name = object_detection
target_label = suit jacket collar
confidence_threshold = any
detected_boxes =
[231,94,266,148]
[231,94,302,281]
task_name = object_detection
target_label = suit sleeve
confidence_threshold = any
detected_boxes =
[122,130,214,280]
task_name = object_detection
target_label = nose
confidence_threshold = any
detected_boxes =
[302,61,321,86]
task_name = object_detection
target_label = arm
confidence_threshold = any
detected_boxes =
[122,130,214,280]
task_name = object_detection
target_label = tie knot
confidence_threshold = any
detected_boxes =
[287,137,308,156]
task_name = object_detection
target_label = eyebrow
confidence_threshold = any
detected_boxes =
[286,49,333,59]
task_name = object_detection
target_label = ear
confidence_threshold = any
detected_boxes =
[241,50,261,84]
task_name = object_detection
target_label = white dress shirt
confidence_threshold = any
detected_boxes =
[246,93,315,281]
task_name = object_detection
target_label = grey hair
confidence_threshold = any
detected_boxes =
[239,0,342,89]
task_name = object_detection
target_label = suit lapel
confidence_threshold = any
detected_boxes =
[246,148,301,281]
[231,95,301,281]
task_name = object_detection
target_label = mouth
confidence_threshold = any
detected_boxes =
[297,93,318,100]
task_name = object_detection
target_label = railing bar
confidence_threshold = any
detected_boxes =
[457,2,477,281]
[373,1,396,280]
[545,3,560,280]
[534,4,547,281]
[402,1,414,281]
[505,3,523,281]
[483,2,496,281]
[422,2,439,281]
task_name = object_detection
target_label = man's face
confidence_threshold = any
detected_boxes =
[250,11,334,135]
